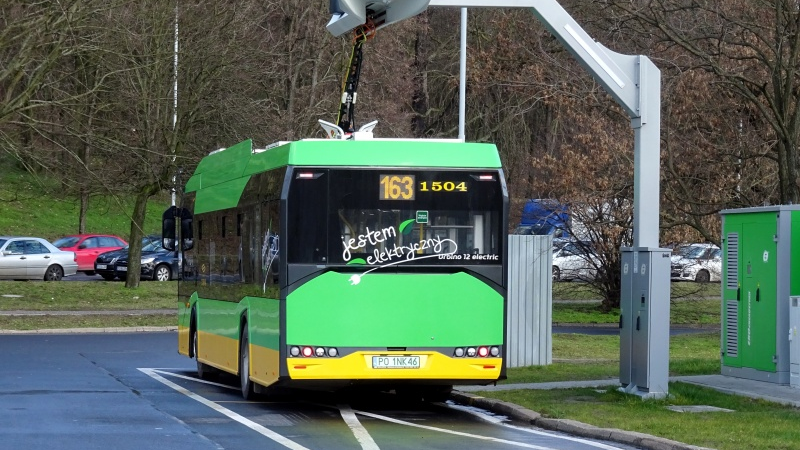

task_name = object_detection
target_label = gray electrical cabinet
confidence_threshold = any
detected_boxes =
[620,247,671,398]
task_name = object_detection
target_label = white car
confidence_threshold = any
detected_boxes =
[552,241,598,281]
[670,243,721,282]
[0,236,78,281]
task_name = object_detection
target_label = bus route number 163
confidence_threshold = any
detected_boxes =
[372,355,421,369]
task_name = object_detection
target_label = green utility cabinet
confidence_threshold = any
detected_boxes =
[720,205,800,385]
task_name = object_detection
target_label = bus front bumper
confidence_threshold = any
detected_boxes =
[287,351,502,381]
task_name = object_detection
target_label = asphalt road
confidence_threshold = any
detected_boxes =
[66,272,105,281]
[0,332,642,450]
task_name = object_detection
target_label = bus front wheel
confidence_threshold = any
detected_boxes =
[240,323,255,400]
[191,313,214,380]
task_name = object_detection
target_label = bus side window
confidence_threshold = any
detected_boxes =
[261,200,280,288]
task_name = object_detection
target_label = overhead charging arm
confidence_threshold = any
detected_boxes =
[328,0,661,248]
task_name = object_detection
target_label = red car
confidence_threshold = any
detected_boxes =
[53,234,128,275]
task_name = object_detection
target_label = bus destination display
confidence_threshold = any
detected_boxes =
[379,174,469,201]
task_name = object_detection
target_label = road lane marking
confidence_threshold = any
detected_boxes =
[338,404,380,450]
[148,370,380,449]
[139,368,310,450]
[150,368,239,391]
[354,409,558,450]
[444,403,626,450]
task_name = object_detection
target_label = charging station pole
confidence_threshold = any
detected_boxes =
[429,0,670,399]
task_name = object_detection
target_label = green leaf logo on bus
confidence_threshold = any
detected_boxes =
[399,219,415,235]
[347,258,366,265]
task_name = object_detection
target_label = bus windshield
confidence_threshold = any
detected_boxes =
[287,169,503,266]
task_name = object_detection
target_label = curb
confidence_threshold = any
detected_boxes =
[448,391,715,450]
[0,326,177,335]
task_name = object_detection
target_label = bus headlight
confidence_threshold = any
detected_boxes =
[454,347,465,357]
[290,346,301,357]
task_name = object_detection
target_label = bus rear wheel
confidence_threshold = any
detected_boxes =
[240,323,255,400]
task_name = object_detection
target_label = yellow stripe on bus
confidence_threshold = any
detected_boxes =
[196,330,238,374]
[178,324,190,357]
[250,344,280,387]
[191,330,281,388]
[287,351,502,380]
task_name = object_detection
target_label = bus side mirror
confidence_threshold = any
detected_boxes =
[163,206,194,252]
[162,207,177,251]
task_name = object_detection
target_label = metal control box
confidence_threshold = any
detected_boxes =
[620,247,671,398]
[720,206,800,384]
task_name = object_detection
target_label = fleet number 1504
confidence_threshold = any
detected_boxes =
[419,181,467,192]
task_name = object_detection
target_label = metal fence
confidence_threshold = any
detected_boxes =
[507,234,552,367]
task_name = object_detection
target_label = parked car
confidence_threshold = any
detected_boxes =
[670,243,721,282]
[0,236,78,281]
[94,235,178,281]
[552,241,598,281]
[52,234,127,275]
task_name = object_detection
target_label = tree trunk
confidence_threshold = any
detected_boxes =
[78,141,89,233]
[410,13,430,138]
[125,183,160,288]
[79,189,88,233]
[777,138,800,204]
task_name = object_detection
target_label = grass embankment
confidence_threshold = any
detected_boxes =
[0,159,167,241]
[0,159,172,329]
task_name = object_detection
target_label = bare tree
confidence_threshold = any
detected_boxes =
[87,0,270,287]
[0,1,101,171]
[606,0,800,207]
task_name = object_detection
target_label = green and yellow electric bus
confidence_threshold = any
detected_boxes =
[162,137,508,400]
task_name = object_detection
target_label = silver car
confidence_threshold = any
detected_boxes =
[670,243,721,282]
[552,241,598,281]
[0,236,78,281]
